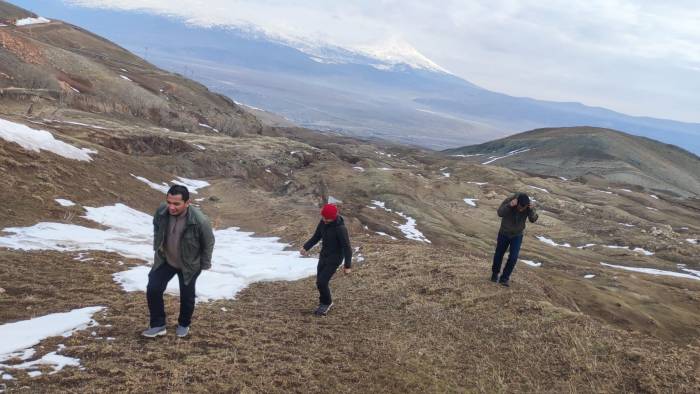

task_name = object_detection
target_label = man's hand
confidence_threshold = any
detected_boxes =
[343,267,352,274]
[299,247,308,256]
[510,198,518,207]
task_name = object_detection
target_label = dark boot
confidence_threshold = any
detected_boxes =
[490,273,499,282]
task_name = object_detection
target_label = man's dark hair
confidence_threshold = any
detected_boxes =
[167,185,190,201]
[517,193,530,208]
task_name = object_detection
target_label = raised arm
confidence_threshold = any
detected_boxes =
[528,205,539,223]
[497,194,516,217]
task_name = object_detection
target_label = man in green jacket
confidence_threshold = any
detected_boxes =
[491,193,538,287]
[142,185,215,338]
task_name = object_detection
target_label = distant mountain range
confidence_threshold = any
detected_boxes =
[445,127,700,197]
[9,0,700,155]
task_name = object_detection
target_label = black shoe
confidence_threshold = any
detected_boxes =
[499,279,510,287]
[314,303,333,316]
[490,273,499,283]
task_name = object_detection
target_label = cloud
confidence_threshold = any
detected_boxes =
[65,0,700,122]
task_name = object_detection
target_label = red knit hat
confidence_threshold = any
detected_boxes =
[320,204,338,220]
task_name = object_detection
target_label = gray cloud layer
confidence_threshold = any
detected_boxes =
[67,0,700,122]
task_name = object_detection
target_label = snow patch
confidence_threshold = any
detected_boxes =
[463,198,478,207]
[482,148,531,165]
[371,200,430,243]
[604,245,654,256]
[528,185,549,194]
[15,17,51,26]
[0,118,97,161]
[467,181,488,186]
[55,199,75,207]
[650,194,659,200]
[0,204,317,302]
[584,274,596,279]
[686,239,698,245]
[520,259,541,267]
[536,236,571,248]
[0,307,103,362]
[131,175,209,195]
[352,166,365,172]
[600,263,700,281]
[577,243,596,249]
[119,75,132,81]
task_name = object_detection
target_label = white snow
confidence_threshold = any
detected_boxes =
[520,259,541,267]
[0,307,103,362]
[352,166,365,172]
[442,172,451,178]
[375,231,397,240]
[650,194,659,200]
[682,268,700,278]
[619,189,633,193]
[45,120,107,130]
[371,200,430,243]
[0,118,97,161]
[198,123,220,133]
[354,37,450,74]
[528,185,550,194]
[450,154,483,158]
[536,236,571,248]
[131,174,169,194]
[131,174,210,195]
[1,350,82,376]
[463,198,478,207]
[559,177,568,181]
[619,223,636,227]
[328,196,342,204]
[686,239,698,245]
[193,144,206,150]
[378,167,392,171]
[1,373,12,380]
[596,190,614,195]
[584,274,596,279]
[577,243,596,249]
[600,263,700,281]
[119,75,132,81]
[15,17,51,26]
[0,204,317,302]
[603,245,654,256]
[55,199,76,207]
[647,207,659,211]
[467,181,488,186]
[69,85,80,93]
[482,148,531,165]
[265,169,272,173]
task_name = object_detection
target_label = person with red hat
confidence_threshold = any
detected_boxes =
[300,203,352,316]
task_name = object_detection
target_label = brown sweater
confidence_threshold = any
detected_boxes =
[164,209,188,270]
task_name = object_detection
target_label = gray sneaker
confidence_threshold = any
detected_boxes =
[176,325,190,338]
[142,325,166,338]
[314,303,334,316]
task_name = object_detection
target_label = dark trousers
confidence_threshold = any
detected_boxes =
[491,232,523,282]
[316,261,340,305]
[146,263,200,328]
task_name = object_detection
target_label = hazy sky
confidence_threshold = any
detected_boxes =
[65,0,700,123]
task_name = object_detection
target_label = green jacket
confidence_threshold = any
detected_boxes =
[152,203,215,285]
[497,193,539,237]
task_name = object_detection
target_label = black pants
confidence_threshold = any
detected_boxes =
[491,232,524,282]
[316,261,340,305]
[146,263,200,328]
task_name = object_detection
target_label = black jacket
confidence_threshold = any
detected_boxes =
[303,216,352,268]
[497,193,539,237]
